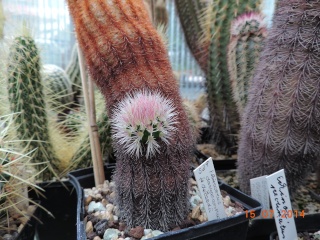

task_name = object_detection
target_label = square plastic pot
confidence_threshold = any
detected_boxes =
[15,201,41,240]
[68,164,262,240]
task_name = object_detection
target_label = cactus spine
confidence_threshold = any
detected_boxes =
[67,0,194,231]
[227,12,267,118]
[7,36,58,180]
[65,44,83,104]
[238,0,320,195]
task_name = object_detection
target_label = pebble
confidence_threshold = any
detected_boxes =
[103,228,120,240]
[85,195,93,206]
[95,219,108,236]
[106,204,114,213]
[94,236,102,240]
[86,221,94,233]
[223,195,231,207]
[151,230,164,237]
[191,205,201,219]
[189,195,202,208]
[144,229,152,235]
[129,226,144,239]
[3,234,14,240]
[88,202,106,213]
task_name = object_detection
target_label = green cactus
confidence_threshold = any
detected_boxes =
[0,113,46,221]
[42,64,73,113]
[6,36,59,180]
[65,44,83,104]
[237,0,320,195]
[206,1,263,155]
[227,12,267,118]
[174,0,209,72]
[68,111,113,170]
[176,0,263,155]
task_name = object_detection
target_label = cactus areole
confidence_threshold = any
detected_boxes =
[66,0,194,231]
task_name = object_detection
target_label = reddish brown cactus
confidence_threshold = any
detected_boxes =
[67,0,194,231]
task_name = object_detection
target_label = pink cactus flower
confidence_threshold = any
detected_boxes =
[111,91,177,159]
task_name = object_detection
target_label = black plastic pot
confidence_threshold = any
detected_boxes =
[246,213,320,240]
[14,201,41,240]
[28,180,77,240]
[68,164,262,240]
[194,149,237,170]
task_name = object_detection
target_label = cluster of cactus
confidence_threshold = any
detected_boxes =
[6,36,59,180]
[67,0,194,231]
[65,44,83,105]
[227,12,267,118]
[42,64,73,114]
[237,0,320,195]
[176,0,263,155]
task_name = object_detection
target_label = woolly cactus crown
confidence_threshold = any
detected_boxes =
[111,91,177,159]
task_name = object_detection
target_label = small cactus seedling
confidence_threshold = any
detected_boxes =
[6,35,59,180]
[227,12,267,118]
[67,0,194,231]
[237,0,320,195]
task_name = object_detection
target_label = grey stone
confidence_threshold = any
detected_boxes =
[88,201,106,213]
[103,228,120,240]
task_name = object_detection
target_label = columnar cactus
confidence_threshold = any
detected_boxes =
[67,0,194,231]
[7,36,58,179]
[42,64,73,113]
[174,0,209,72]
[65,44,83,104]
[237,0,320,195]
[227,12,267,118]
[176,0,262,154]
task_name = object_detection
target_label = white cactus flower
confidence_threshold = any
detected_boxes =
[111,91,177,159]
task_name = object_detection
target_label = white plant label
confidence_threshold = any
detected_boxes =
[250,175,270,212]
[193,157,227,221]
[266,169,298,240]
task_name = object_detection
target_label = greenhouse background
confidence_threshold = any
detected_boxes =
[1,0,275,100]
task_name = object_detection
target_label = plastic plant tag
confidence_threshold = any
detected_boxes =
[266,169,298,240]
[250,175,270,211]
[193,157,227,221]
